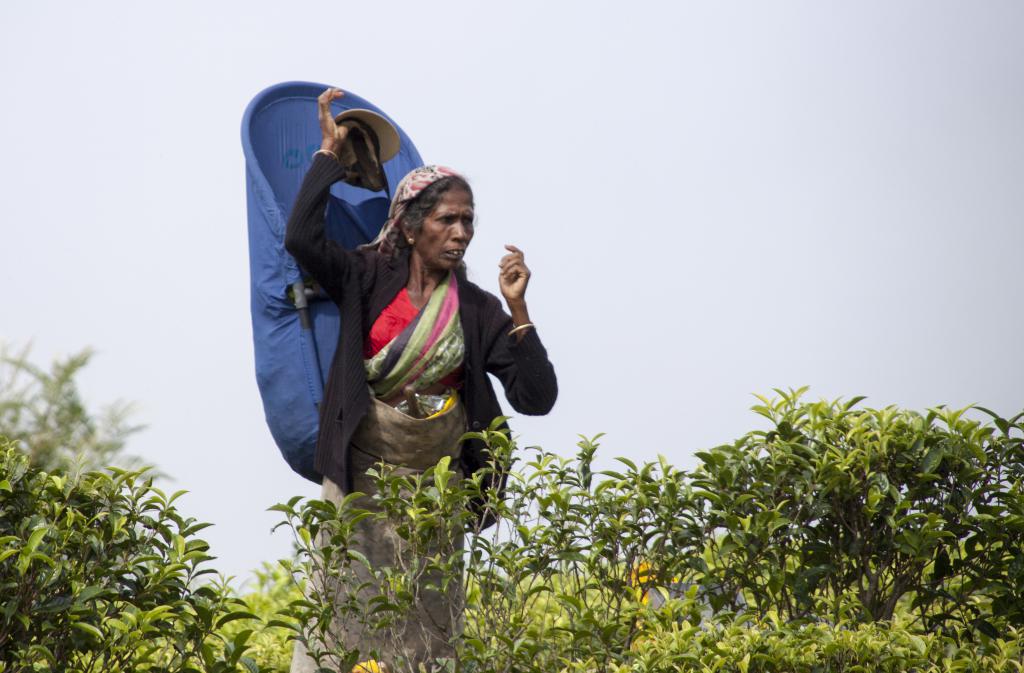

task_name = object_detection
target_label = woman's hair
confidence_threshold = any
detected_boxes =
[393,175,474,252]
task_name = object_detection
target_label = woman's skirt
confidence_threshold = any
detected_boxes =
[291,392,467,673]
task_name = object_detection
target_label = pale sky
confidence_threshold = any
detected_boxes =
[2,1,1022,586]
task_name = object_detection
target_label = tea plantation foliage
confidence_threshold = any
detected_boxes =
[2,390,1023,672]
[0,346,142,474]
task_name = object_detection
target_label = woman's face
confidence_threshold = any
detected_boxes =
[412,188,475,272]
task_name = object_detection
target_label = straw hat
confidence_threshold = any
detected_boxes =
[334,109,400,163]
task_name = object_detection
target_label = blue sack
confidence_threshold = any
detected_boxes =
[241,81,424,482]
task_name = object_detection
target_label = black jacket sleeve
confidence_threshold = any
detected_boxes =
[283,155,364,302]
[481,295,558,415]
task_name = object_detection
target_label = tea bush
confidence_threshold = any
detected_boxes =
[4,388,1022,673]
[618,615,1023,673]
[275,393,1024,673]
[216,563,300,672]
[0,440,261,672]
[691,389,1024,631]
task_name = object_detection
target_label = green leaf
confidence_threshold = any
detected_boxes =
[25,526,48,552]
[70,621,104,641]
[216,610,260,628]
[348,549,371,568]
[230,629,254,662]
[931,547,952,582]
[74,585,109,605]
[266,619,301,631]
[974,618,1000,640]
[557,593,584,613]
[843,396,867,410]
[615,457,638,471]
[921,445,944,474]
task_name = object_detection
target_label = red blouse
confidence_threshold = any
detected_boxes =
[364,288,463,389]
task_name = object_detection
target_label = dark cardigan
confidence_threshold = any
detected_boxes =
[284,155,558,497]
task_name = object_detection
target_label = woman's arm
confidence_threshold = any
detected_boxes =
[498,244,534,343]
[484,245,557,414]
[484,313,558,415]
[283,88,359,301]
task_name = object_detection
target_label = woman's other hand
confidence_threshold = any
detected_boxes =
[499,244,530,303]
[317,87,348,155]
[499,245,534,340]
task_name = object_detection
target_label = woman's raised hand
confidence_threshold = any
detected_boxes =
[500,245,535,340]
[499,244,531,305]
[317,87,348,154]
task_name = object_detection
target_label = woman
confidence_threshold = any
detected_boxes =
[285,88,558,672]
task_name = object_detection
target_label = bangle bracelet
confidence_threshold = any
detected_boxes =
[508,322,535,337]
[313,148,340,163]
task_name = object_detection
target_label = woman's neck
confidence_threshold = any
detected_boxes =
[406,253,446,308]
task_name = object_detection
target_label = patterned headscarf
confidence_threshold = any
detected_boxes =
[365,165,463,256]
